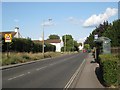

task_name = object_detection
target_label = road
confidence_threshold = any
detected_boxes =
[2,52,88,88]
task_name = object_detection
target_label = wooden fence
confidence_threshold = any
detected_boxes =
[111,47,120,54]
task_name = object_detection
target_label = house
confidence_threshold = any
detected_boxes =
[0,27,22,38]
[33,39,63,52]
[78,42,84,50]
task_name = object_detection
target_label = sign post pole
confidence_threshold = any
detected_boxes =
[4,33,12,58]
[7,42,9,58]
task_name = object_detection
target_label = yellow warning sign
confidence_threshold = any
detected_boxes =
[5,34,12,42]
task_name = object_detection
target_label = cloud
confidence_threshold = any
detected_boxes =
[83,8,118,27]
[67,17,84,25]
[41,20,55,27]
[78,37,86,43]
[14,19,19,22]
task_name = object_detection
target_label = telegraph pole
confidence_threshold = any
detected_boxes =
[64,35,66,52]
[42,26,44,57]
[42,18,52,57]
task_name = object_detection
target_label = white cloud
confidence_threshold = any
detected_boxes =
[14,19,19,22]
[77,37,86,43]
[67,17,84,25]
[83,8,118,27]
[41,20,55,27]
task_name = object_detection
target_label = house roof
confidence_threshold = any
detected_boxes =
[0,31,17,37]
[45,39,61,43]
[33,39,61,43]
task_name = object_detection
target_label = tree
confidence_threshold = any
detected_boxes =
[62,34,79,52]
[48,34,60,40]
[84,44,90,50]
[103,19,120,47]
[84,21,111,48]
[84,19,120,48]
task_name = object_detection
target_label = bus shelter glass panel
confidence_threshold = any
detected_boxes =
[103,40,111,54]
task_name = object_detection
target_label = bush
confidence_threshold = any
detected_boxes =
[99,54,119,86]
[2,37,56,53]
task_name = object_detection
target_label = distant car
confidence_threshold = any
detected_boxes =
[83,49,86,53]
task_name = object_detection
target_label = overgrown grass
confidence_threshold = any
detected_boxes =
[1,52,64,66]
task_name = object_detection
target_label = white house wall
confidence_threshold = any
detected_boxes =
[50,43,61,52]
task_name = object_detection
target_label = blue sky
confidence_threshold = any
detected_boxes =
[2,2,118,42]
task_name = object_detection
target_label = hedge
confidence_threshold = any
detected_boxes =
[2,37,56,53]
[99,54,120,86]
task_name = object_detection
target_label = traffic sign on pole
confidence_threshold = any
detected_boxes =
[5,34,12,42]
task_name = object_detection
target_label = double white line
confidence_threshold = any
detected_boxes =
[64,59,86,90]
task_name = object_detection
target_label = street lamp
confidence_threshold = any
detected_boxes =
[64,35,66,52]
[42,19,52,57]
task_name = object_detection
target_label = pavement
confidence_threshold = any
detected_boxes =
[74,53,104,88]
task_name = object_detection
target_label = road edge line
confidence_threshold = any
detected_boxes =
[63,59,86,90]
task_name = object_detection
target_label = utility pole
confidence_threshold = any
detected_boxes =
[42,18,52,57]
[64,35,66,52]
[42,26,44,57]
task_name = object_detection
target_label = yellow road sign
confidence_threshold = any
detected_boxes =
[5,34,12,42]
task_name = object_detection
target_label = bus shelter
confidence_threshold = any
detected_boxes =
[97,37,111,54]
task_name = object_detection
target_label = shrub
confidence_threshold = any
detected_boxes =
[99,54,119,86]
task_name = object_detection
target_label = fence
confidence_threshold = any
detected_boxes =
[111,47,120,54]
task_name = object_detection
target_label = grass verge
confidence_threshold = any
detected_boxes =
[1,52,65,66]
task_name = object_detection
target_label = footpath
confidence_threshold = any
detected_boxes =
[75,53,104,88]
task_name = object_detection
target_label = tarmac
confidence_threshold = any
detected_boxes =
[74,53,104,88]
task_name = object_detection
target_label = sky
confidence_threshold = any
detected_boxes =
[2,2,118,43]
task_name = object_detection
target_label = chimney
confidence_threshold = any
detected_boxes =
[15,27,19,32]
[14,27,21,38]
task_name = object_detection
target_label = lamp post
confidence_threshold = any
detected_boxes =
[42,19,52,57]
[42,25,44,57]
[64,35,66,52]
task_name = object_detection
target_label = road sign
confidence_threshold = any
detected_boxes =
[94,34,98,40]
[5,34,12,42]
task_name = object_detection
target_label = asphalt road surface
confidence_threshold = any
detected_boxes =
[2,52,88,88]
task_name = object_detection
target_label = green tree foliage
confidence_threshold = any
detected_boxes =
[84,19,120,48]
[61,35,79,52]
[78,43,82,46]
[48,34,60,40]
[44,43,56,52]
[84,44,90,50]
[103,19,120,47]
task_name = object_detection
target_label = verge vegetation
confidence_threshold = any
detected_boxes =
[1,52,64,66]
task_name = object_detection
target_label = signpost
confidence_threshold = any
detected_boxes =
[4,34,12,58]
[5,34,12,42]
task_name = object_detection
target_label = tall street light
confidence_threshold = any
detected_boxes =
[42,25,44,56]
[42,18,52,57]
[64,35,66,52]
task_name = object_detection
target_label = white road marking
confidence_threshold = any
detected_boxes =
[64,59,86,89]
[36,66,47,71]
[8,74,25,81]
[27,72,31,74]
[49,63,54,66]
